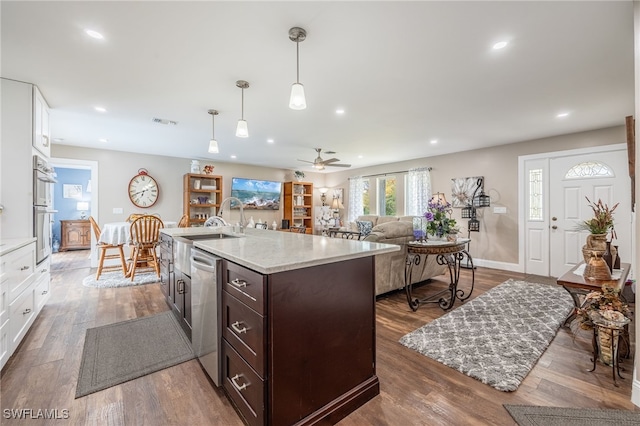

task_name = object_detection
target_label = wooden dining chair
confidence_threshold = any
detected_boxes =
[89,216,128,280]
[126,213,145,223]
[177,214,189,228]
[290,226,307,234]
[128,215,164,281]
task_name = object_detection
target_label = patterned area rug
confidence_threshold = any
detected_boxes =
[399,279,573,391]
[82,271,160,288]
[504,404,640,425]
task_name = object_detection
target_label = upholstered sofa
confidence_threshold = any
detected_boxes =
[354,216,447,296]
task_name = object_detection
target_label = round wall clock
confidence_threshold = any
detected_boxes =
[128,168,159,208]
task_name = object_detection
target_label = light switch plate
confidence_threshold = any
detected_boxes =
[493,206,507,214]
[113,207,123,214]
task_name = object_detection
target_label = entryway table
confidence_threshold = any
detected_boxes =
[405,239,474,311]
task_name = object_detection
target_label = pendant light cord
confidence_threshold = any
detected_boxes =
[296,40,300,84]
[241,87,244,120]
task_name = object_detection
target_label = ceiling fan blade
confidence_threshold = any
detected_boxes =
[297,159,314,164]
[326,163,351,168]
[322,158,340,164]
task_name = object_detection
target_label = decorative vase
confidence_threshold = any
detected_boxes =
[583,251,611,281]
[582,233,608,263]
[447,233,458,242]
[190,160,200,174]
[613,245,620,269]
[596,326,620,366]
[602,241,613,271]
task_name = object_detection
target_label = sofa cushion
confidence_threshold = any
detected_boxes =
[356,220,374,237]
[377,216,400,225]
[357,215,380,226]
[370,221,413,239]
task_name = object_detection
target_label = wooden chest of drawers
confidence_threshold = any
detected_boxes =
[59,219,91,251]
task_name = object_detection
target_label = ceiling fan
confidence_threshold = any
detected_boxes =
[297,148,351,170]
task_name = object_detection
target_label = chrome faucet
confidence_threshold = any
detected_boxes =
[218,197,246,233]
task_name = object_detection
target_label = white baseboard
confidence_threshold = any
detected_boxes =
[471,258,523,273]
[632,372,640,408]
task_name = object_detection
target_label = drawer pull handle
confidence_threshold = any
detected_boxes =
[23,308,32,315]
[20,266,30,271]
[230,278,247,288]
[231,374,248,392]
[231,321,247,334]
[177,279,185,294]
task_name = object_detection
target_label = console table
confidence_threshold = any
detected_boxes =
[556,262,630,325]
[405,239,474,311]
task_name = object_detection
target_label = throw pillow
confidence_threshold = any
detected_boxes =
[356,220,373,237]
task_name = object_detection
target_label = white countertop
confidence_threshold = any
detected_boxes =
[161,227,399,274]
[0,237,37,256]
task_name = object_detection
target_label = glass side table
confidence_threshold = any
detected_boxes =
[587,311,631,387]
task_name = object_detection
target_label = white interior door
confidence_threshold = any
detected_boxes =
[549,149,631,277]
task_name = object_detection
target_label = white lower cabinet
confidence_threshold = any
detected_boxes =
[0,239,49,370]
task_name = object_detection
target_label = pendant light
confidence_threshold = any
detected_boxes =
[235,80,249,138]
[288,27,307,110]
[207,109,219,153]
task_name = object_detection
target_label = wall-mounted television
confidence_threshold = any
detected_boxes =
[230,177,281,210]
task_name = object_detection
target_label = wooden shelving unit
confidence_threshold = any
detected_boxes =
[183,173,223,227]
[283,181,313,234]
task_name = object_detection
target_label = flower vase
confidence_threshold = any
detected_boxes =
[582,233,608,263]
[595,326,620,366]
[447,233,458,242]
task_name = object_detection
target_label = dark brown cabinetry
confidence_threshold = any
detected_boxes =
[221,256,379,426]
[59,220,91,251]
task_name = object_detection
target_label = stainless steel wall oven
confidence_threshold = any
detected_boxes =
[33,155,56,264]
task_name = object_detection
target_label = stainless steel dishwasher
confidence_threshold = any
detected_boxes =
[191,247,222,386]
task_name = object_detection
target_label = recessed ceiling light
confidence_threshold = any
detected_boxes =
[99,138,108,143]
[336,109,345,115]
[358,155,363,159]
[230,155,237,159]
[85,29,104,40]
[267,139,274,144]
[94,106,107,113]
[493,41,508,50]
[556,112,570,118]
[430,139,438,144]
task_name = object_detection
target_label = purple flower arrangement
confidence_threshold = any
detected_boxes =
[424,199,457,238]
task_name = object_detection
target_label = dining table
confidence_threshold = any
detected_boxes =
[99,220,176,245]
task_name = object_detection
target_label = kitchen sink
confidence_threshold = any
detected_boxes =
[181,233,238,241]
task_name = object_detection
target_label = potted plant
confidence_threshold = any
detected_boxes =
[579,197,618,263]
[294,170,305,181]
[575,285,630,365]
[424,199,457,240]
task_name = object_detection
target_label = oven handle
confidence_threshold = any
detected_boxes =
[191,255,217,273]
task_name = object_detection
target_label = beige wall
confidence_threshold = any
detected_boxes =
[326,125,627,266]
[51,145,325,227]
[54,125,626,265]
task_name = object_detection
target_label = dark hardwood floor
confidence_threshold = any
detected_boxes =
[1,250,637,425]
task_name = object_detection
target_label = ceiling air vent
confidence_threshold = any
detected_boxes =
[151,117,178,126]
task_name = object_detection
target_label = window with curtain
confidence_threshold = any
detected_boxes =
[348,176,365,222]
[406,167,432,216]
[377,176,397,216]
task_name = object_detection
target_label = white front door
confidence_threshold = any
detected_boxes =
[548,149,631,277]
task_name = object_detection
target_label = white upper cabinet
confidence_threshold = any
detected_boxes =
[33,86,50,158]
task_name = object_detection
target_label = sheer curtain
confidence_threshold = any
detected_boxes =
[348,176,365,222]
[406,167,432,216]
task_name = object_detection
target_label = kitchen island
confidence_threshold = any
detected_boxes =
[159,227,398,426]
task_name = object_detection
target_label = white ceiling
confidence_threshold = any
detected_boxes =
[1,1,635,172]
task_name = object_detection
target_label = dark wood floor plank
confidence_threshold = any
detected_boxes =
[0,255,637,426]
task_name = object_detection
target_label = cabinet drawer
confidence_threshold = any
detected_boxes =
[34,272,50,312]
[222,340,264,426]
[9,282,35,349]
[222,261,265,315]
[0,319,9,370]
[1,243,36,303]
[222,290,265,376]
